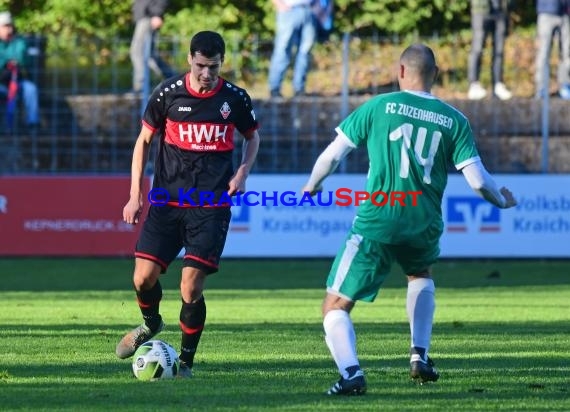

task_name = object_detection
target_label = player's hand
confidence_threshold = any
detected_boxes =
[227,175,246,195]
[123,195,143,225]
[500,187,517,208]
[301,185,322,197]
[228,166,250,195]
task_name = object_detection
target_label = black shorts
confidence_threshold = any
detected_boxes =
[135,205,231,274]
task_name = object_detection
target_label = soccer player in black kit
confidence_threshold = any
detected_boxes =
[116,31,260,377]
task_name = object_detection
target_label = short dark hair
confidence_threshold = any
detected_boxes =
[400,43,437,79]
[190,31,225,59]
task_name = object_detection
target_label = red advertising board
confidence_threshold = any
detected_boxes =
[0,176,149,256]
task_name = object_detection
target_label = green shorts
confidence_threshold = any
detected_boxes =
[326,229,440,302]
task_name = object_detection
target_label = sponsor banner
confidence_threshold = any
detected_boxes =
[223,174,363,257]
[221,174,570,258]
[0,176,148,256]
[441,174,570,257]
[3,174,567,257]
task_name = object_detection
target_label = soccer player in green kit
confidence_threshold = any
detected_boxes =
[302,43,517,395]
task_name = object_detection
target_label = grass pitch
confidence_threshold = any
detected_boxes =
[0,258,569,411]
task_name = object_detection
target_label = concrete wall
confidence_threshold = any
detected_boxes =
[65,94,570,173]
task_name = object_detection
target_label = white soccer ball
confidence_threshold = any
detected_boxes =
[131,340,180,381]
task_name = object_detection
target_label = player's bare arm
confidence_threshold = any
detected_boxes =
[302,133,355,195]
[123,125,155,224]
[227,130,260,195]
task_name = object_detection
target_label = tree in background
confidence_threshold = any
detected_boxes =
[0,0,538,42]
[0,0,539,91]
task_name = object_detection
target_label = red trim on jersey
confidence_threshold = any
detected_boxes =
[183,254,218,269]
[179,321,204,335]
[242,123,261,140]
[185,74,224,98]
[142,120,157,133]
[164,119,235,152]
[166,201,231,208]
[134,252,168,270]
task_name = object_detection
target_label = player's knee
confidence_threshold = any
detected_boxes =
[322,293,354,316]
[133,258,162,290]
[181,287,204,304]
[133,272,157,290]
[181,267,206,302]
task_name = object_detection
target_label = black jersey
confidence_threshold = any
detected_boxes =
[143,74,259,206]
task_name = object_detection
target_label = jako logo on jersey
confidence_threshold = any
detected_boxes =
[220,102,231,119]
[446,197,500,233]
[178,106,192,112]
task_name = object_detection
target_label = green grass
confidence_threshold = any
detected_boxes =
[0,258,569,411]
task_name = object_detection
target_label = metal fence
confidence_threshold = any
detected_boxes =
[0,33,568,175]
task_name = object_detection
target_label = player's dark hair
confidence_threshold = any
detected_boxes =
[400,43,437,79]
[190,31,225,59]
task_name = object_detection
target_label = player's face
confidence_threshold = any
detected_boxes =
[188,52,223,92]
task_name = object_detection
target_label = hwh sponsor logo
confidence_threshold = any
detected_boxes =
[178,123,228,143]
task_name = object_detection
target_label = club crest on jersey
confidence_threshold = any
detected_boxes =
[220,102,231,119]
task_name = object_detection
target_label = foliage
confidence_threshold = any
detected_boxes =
[4,0,132,38]
[331,0,469,35]
[0,0,542,88]
[0,0,541,42]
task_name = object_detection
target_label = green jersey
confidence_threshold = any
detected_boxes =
[337,90,479,246]
[0,36,29,69]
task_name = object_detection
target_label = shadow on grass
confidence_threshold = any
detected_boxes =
[4,320,570,338]
[1,342,569,409]
[2,320,569,410]
[1,258,570,291]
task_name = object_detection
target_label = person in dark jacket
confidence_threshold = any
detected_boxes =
[467,0,513,100]
[130,0,176,93]
[535,0,570,99]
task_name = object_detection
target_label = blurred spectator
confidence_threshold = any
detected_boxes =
[0,11,39,128]
[268,0,317,98]
[534,0,570,99]
[312,0,334,43]
[130,0,176,93]
[467,0,513,100]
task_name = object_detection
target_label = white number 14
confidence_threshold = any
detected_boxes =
[389,123,441,184]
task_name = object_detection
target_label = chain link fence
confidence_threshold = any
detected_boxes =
[0,33,568,175]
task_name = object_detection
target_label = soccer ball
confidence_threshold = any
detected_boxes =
[131,340,180,381]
